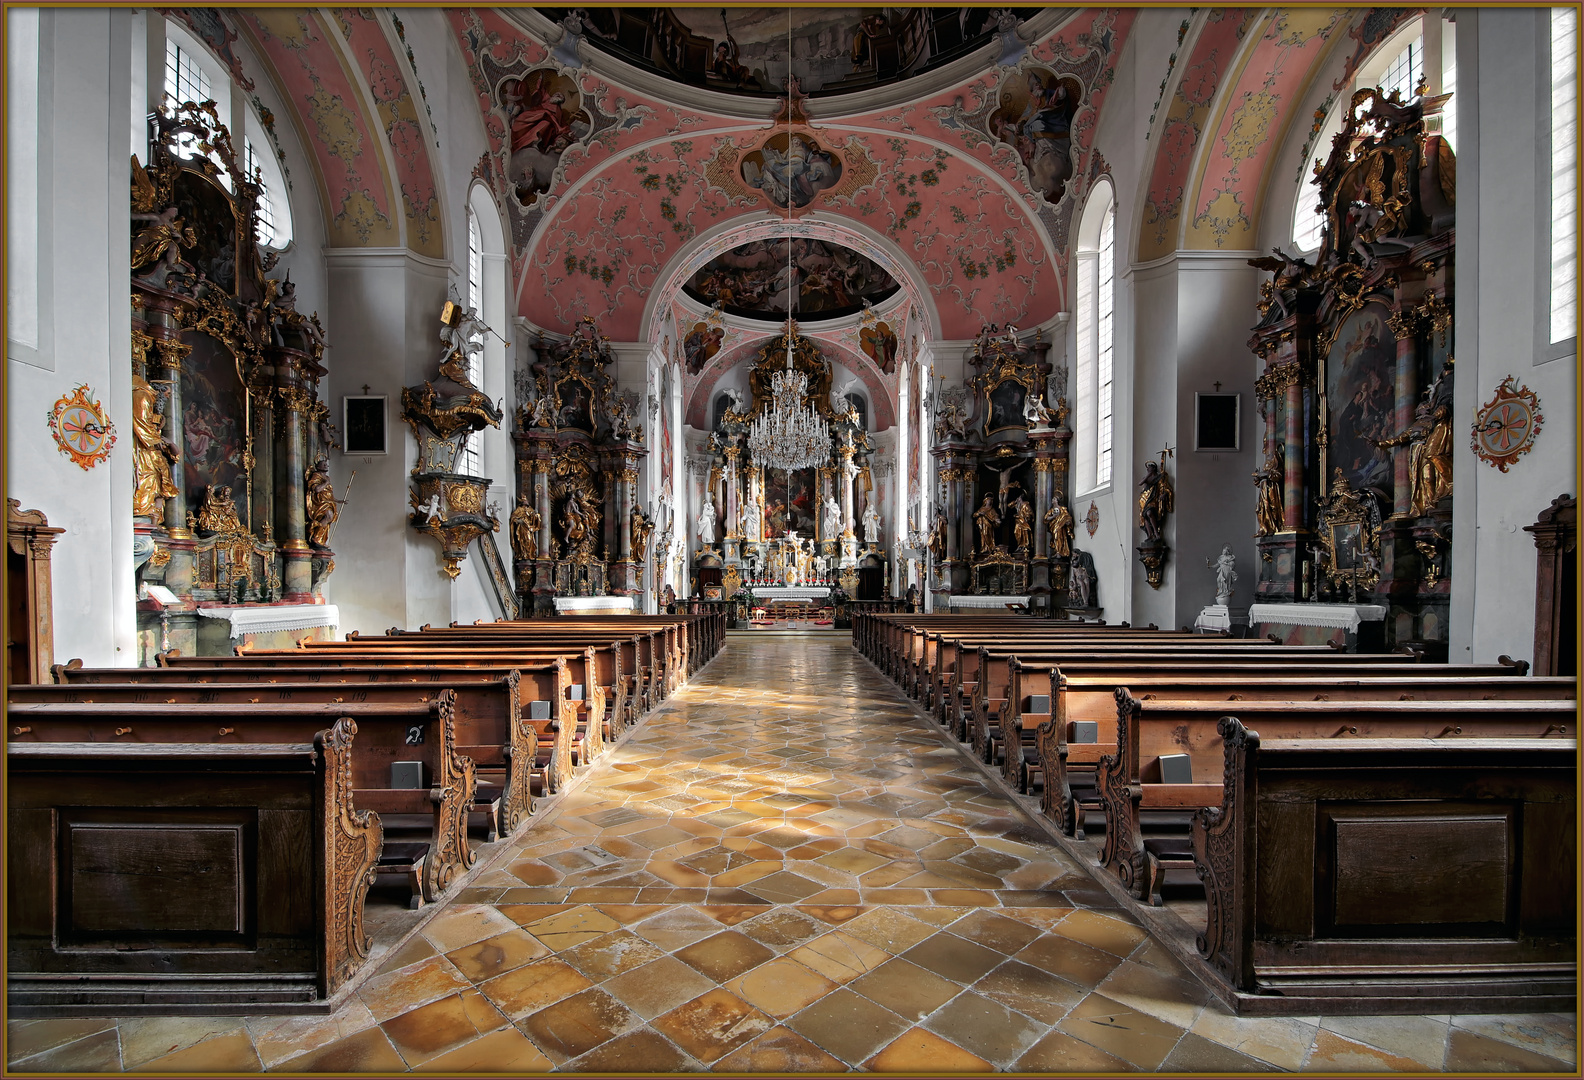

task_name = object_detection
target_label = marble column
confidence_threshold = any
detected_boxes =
[1281,368,1304,531]
[1388,309,1420,518]
[248,382,275,543]
[276,384,314,600]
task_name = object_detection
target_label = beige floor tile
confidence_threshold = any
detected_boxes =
[379,993,492,1066]
[1450,1012,1577,1064]
[712,1024,846,1071]
[565,1027,698,1072]
[115,1017,245,1070]
[476,957,594,1020]
[782,986,911,1065]
[5,1018,118,1065]
[516,986,641,1063]
[1058,991,1187,1069]
[443,926,551,982]
[840,907,940,953]
[269,1026,408,1073]
[411,1024,554,1072]
[726,956,838,1018]
[1192,1006,1320,1070]
[866,1025,993,1072]
[1096,958,1213,1029]
[848,957,962,1022]
[651,988,776,1065]
[1053,907,1150,956]
[1322,1013,1450,1070]
[789,929,892,983]
[418,904,522,952]
[245,1001,381,1069]
[1443,1027,1577,1072]
[1303,1029,1426,1071]
[357,954,474,1022]
[601,954,718,1020]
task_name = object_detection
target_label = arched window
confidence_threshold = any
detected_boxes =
[1074,180,1115,494]
[160,19,292,250]
[465,184,510,481]
[712,392,734,432]
[459,205,484,476]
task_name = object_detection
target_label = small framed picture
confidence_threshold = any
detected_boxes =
[1194,392,1240,452]
[343,395,387,455]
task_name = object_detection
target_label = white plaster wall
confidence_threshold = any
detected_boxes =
[6,9,137,666]
[1452,7,1577,665]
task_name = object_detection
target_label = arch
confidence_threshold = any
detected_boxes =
[683,336,896,432]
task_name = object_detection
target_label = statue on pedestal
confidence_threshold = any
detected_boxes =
[1011,495,1033,552]
[697,496,717,546]
[744,498,763,542]
[1207,544,1237,606]
[1252,444,1284,537]
[821,494,843,541]
[1138,459,1173,543]
[861,501,882,546]
[305,455,338,549]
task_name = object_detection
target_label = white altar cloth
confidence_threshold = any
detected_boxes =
[555,596,636,615]
[1247,602,1386,634]
[944,594,1030,611]
[197,603,339,639]
[750,586,831,602]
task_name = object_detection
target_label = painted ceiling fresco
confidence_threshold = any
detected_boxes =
[537,7,1042,98]
[680,238,899,322]
[222,8,441,256]
[447,6,1137,340]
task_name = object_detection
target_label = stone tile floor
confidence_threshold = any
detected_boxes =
[8,635,1577,1073]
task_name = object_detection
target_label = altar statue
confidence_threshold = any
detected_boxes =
[1253,444,1284,537]
[1045,502,1074,558]
[861,501,882,546]
[697,496,717,546]
[510,496,539,563]
[630,504,654,557]
[744,498,763,542]
[131,374,179,519]
[973,494,1001,554]
[1011,495,1033,551]
[821,494,843,540]
[305,456,339,548]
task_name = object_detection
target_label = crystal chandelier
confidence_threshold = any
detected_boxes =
[747,332,829,471]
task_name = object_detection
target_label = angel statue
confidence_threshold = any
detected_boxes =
[438,292,489,388]
[1023,389,1054,427]
[1138,458,1174,543]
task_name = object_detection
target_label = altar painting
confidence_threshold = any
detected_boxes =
[171,171,238,294]
[1325,303,1396,494]
[178,334,248,511]
[985,379,1027,435]
[763,467,816,537]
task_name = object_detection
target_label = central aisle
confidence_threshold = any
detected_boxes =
[320,632,1229,1072]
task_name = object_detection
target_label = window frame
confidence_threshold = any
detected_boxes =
[1073,180,1116,499]
[1543,5,1579,364]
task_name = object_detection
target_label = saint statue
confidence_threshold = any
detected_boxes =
[130,375,179,519]
[1207,544,1237,605]
[697,496,717,546]
[821,494,843,540]
[1138,460,1174,543]
[1376,401,1454,518]
[1069,548,1096,608]
[305,455,338,549]
[630,505,654,557]
[929,513,948,562]
[1253,444,1285,537]
[744,498,763,542]
[1045,502,1074,558]
[1011,495,1034,551]
[563,488,599,555]
[510,496,540,563]
[861,501,882,546]
[973,494,1001,554]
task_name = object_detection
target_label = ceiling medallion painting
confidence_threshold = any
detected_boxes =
[497,68,593,207]
[990,67,1083,205]
[682,238,899,323]
[540,7,1035,99]
[742,132,843,210]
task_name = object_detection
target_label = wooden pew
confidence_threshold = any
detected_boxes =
[107,656,582,797]
[1190,717,1576,1014]
[195,643,611,776]
[1018,662,1566,834]
[17,673,544,843]
[9,695,476,906]
[8,718,382,1012]
[1097,692,1577,905]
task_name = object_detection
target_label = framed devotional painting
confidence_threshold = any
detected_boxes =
[343,395,388,455]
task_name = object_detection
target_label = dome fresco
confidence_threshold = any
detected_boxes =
[539,7,1041,99]
[681,238,899,322]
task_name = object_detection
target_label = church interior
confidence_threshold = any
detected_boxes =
[4,4,1579,1073]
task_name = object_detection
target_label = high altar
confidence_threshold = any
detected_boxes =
[690,327,888,603]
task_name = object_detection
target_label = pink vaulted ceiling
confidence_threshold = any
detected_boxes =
[1183,8,1348,250]
[239,9,441,254]
[448,8,1136,341]
[682,334,897,431]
